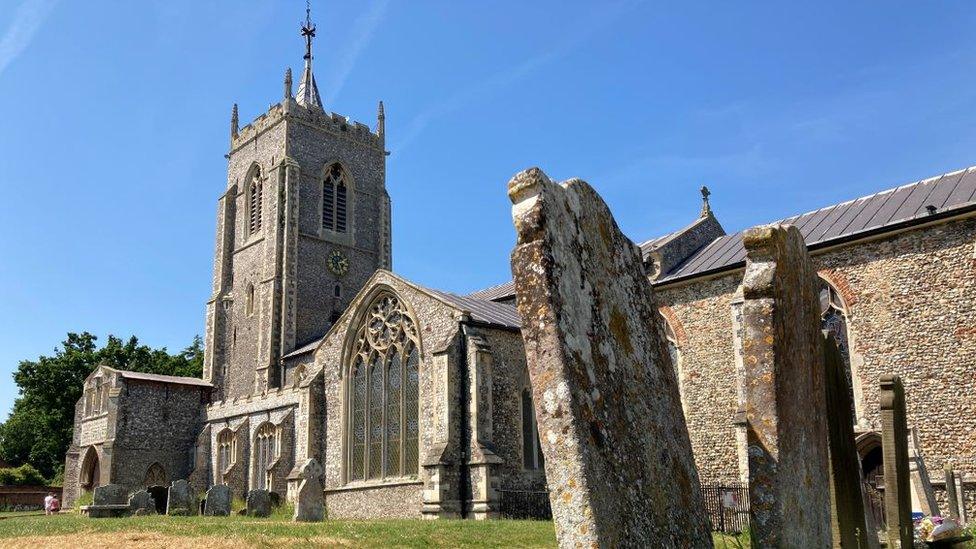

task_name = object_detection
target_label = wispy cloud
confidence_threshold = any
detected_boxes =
[0,0,56,78]
[323,0,390,106]
[393,0,644,152]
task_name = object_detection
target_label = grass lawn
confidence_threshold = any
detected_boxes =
[0,511,749,548]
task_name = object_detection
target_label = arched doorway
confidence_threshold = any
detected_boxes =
[80,446,100,492]
[856,432,885,529]
[144,462,167,488]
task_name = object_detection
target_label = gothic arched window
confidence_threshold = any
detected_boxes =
[143,462,167,488]
[322,163,348,234]
[520,387,545,470]
[254,423,278,490]
[347,292,420,482]
[217,429,236,478]
[819,278,855,423]
[247,168,263,235]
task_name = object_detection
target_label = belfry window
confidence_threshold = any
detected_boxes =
[322,163,348,233]
[247,169,263,235]
[521,387,545,470]
[347,292,420,482]
[254,423,277,490]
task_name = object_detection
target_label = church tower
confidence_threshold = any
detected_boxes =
[203,9,391,399]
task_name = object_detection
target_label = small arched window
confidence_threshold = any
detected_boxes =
[521,387,545,470]
[322,163,348,233]
[254,423,278,490]
[246,283,255,316]
[217,429,236,479]
[247,168,263,235]
[347,292,420,482]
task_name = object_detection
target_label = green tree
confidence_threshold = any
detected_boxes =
[0,332,203,480]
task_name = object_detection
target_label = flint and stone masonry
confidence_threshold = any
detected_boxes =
[740,224,830,547]
[509,168,711,548]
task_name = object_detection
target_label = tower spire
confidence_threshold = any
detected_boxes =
[296,0,323,109]
[230,103,239,140]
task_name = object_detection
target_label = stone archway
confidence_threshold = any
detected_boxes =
[80,446,100,492]
[144,462,167,488]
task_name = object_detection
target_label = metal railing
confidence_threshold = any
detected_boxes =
[498,489,552,520]
[701,483,750,534]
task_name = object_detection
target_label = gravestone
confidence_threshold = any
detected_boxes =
[147,485,168,514]
[93,483,127,505]
[881,374,913,548]
[823,333,872,548]
[945,465,961,521]
[246,489,271,517]
[204,485,231,517]
[166,479,196,516]
[293,459,325,522]
[507,168,712,547]
[128,490,155,515]
[740,224,830,547]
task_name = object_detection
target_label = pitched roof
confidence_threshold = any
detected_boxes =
[114,369,212,387]
[470,164,976,297]
[422,287,521,329]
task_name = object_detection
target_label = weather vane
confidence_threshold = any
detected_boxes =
[301,0,316,61]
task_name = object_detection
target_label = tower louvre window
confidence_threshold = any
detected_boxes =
[247,169,263,235]
[322,163,348,234]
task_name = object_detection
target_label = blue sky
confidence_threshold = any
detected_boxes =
[2,1,976,418]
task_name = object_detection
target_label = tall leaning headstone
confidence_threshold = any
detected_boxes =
[881,374,913,548]
[823,333,872,548]
[740,225,830,547]
[508,168,711,548]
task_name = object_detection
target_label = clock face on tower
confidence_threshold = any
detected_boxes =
[328,250,349,276]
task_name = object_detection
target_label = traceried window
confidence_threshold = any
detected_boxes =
[347,293,420,482]
[254,423,278,490]
[247,168,263,235]
[819,278,855,423]
[144,463,166,488]
[322,163,348,233]
[217,429,236,479]
[520,388,545,470]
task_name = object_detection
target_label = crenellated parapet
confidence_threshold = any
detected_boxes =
[230,100,383,156]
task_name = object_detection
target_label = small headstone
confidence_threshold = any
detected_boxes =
[246,489,271,518]
[204,485,231,517]
[507,168,712,547]
[128,489,155,515]
[881,374,913,548]
[93,483,127,505]
[740,224,831,547]
[166,479,196,516]
[945,465,961,521]
[293,459,324,522]
[269,491,283,509]
[823,333,872,548]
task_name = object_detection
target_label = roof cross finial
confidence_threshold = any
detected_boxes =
[301,0,315,61]
[296,0,323,109]
[700,185,712,217]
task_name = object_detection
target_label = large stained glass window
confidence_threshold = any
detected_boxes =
[346,293,420,482]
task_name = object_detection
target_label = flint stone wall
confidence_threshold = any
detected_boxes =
[508,168,710,547]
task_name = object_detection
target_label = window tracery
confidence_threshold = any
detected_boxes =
[322,163,348,233]
[819,278,855,423]
[347,293,420,482]
[254,423,278,490]
[217,429,236,479]
[247,168,263,235]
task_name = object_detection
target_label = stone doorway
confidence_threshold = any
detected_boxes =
[80,446,100,492]
[148,485,168,514]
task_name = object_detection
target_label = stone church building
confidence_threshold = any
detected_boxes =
[65,22,976,519]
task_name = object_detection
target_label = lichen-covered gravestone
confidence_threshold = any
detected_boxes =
[881,374,913,548]
[508,168,711,548]
[204,485,231,516]
[128,490,155,515]
[740,225,830,547]
[823,333,872,548]
[166,479,196,516]
[93,483,127,506]
[293,459,325,522]
[246,489,271,517]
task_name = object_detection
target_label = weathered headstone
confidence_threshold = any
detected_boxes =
[823,333,872,548]
[93,483,127,505]
[740,224,830,547]
[293,459,325,522]
[881,374,913,548]
[507,168,712,547]
[246,489,271,517]
[166,479,196,516]
[945,464,961,521]
[204,484,231,516]
[128,489,155,515]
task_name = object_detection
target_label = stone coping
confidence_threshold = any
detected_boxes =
[324,479,422,494]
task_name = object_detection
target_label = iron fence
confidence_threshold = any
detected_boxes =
[701,483,750,534]
[498,489,552,520]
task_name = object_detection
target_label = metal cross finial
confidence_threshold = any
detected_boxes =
[700,185,712,217]
[301,0,316,61]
